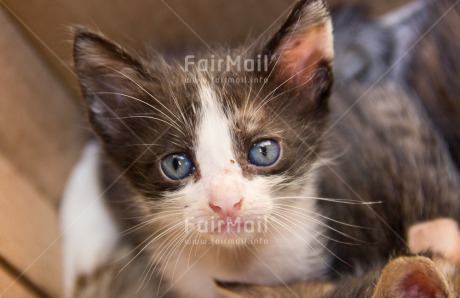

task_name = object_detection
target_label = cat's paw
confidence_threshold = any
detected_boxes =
[408,218,460,262]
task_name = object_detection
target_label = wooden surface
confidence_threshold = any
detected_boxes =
[0,6,87,298]
[0,7,86,207]
[0,268,36,298]
[0,153,63,297]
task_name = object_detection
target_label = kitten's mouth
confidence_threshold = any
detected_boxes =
[186,214,269,240]
[211,218,244,235]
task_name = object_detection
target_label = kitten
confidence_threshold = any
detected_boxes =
[67,1,335,297]
[63,0,460,297]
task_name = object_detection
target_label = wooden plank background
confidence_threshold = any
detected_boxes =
[0,6,86,298]
[0,153,63,297]
[0,268,36,298]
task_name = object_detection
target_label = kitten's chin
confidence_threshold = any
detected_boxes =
[206,232,266,248]
[210,221,239,235]
[182,214,271,247]
[197,217,270,247]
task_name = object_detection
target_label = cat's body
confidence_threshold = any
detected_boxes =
[319,82,460,275]
[319,0,460,276]
[333,0,460,170]
[62,0,460,297]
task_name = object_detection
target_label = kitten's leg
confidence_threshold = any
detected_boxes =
[60,142,119,297]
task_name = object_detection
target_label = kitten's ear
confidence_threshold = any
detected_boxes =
[372,256,451,298]
[261,0,333,111]
[73,29,149,143]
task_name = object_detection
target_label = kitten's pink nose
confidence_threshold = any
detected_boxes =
[208,198,243,219]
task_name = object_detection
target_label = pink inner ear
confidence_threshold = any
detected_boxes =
[277,24,333,84]
[401,270,443,298]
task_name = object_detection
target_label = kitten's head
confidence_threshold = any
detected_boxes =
[74,0,333,246]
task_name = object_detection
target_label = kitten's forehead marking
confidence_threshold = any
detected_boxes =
[195,82,238,176]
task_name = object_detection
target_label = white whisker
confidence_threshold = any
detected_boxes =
[273,196,382,205]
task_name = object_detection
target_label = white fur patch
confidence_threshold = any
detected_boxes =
[193,82,246,209]
[60,142,119,297]
[195,83,236,177]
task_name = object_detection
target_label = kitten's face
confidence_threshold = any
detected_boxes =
[74,0,333,245]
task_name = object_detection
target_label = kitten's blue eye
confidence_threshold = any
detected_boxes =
[161,153,195,180]
[248,139,280,167]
